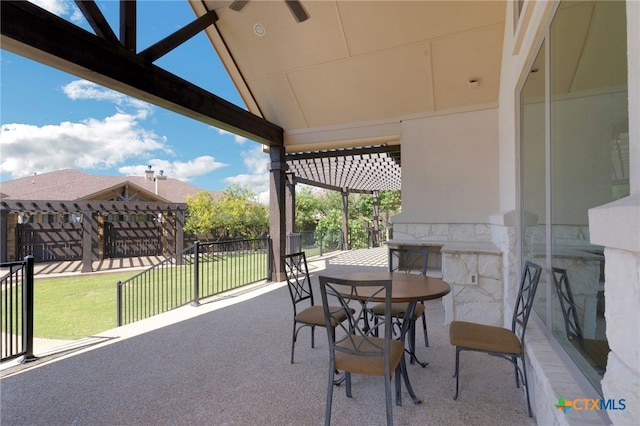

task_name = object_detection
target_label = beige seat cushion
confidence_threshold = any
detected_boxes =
[334,336,405,376]
[370,302,425,320]
[449,321,521,355]
[295,305,353,327]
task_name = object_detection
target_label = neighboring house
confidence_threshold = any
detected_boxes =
[0,168,211,263]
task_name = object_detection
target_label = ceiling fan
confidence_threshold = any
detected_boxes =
[229,0,310,23]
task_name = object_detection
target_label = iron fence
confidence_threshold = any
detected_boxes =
[287,230,344,258]
[117,238,271,326]
[1,256,35,362]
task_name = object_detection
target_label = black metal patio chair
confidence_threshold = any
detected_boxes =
[283,251,353,364]
[449,260,542,417]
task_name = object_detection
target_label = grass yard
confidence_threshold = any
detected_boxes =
[32,271,136,340]
[3,251,269,340]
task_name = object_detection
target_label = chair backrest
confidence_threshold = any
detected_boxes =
[552,267,585,348]
[388,247,428,276]
[318,275,393,360]
[511,261,543,342]
[283,252,314,315]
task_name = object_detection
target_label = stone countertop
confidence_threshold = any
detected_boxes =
[386,240,501,255]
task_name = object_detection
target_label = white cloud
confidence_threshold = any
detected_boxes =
[118,156,228,181]
[29,0,68,16]
[62,80,152,118]
[225,146,270,204]
[217,129,249,145]
[29,0,84,24]
[0,113,171,178]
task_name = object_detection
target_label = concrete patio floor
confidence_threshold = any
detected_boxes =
[1,248,537,425]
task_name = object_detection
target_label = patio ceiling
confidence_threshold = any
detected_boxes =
[193,0,506,192]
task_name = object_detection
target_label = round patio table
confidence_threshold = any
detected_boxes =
[323,270,451,404]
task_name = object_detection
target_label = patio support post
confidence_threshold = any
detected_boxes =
[285,172,296,252]
[372,190,380,248]
[341,189,349,250]
[81,210,93,273]
[269,145,287,281]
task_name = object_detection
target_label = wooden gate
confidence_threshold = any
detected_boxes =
[16,223,82,261]
[103,221,162,258]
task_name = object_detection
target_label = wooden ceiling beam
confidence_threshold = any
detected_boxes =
[0,0,283,146]
[120,0,136,52]
[74,0,119,43]
[139,8,219,62]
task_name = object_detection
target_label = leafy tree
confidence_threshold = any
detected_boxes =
[213,184,268,240]
[355,190,401,229]
[184,185,268,242]
[184,191,217,239]
[295,186,323,231]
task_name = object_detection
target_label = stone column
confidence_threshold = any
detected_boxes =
[590,194,640,425]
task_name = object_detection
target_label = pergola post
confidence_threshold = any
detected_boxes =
[81,210,93,273]
[372,190,380,247]
[269,146,287,281]
[175,209,184,254]
[0,210,7,262]
[341,189,349,250]
[285,172,296,253]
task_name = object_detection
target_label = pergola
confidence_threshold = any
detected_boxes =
[286,145,401,193]
[0,200,187,272]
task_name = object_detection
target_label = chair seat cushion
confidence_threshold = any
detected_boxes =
[370,302,425,320]
[449,321,521,355]
[334,336,405,376]
[295,305,353,327]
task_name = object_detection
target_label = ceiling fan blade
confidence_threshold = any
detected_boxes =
[229,0,249,12]
[285,0,309,23]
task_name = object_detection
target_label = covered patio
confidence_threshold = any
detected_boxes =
[0,248,535,425]
[1,1,638,424]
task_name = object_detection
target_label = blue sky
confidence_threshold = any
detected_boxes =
[0,0,271,202]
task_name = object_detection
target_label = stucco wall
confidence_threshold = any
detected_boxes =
[398,107,499,224]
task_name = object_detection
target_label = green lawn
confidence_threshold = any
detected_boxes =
[32,271,135,339]
[3,252,269,340]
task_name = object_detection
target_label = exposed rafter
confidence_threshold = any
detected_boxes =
[139,8,219,62]
[74,0,119,43]
[0,0,283,146]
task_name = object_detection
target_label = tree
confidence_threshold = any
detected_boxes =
[184,191,217,239]
[184,185,269,242]
[213,184,268,240]
[294,186,317,231]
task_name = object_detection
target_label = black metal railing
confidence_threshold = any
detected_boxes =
[117,238,271,326]
[287,230,344,257]
[1,256,35,362]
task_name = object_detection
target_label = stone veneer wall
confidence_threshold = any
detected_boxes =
[589,195,640,425]
[393,218,616,424]
[390,222,505,326]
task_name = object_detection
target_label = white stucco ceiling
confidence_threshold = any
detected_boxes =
[194,0,507,151]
